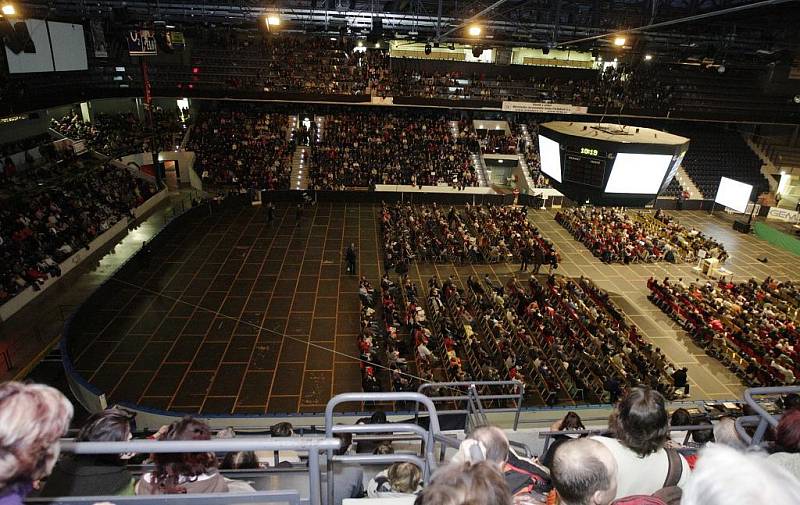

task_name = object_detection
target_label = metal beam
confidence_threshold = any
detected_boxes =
[434,0,512,41]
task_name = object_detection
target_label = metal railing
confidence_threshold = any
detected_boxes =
[47,437,340,505]
[736,386,800,446]
[324,392,449,505]
[415,380,525,430]
[27,491,301,505]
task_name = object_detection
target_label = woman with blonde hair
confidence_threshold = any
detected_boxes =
[0,381,74,505]
[367,462,423,497]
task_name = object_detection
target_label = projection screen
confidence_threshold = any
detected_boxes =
[605,153,673,194]
[49,21,88,71]
[4,19,54,73]
[715,177,753,213]
[537,134,562,183]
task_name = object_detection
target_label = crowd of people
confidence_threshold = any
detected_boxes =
[4,380,800,505]
[556,207,726,264]
[0,159,157,304]
[189,110,295,190]
[309,112,477,190]
[380,203,558,270]
[649,276,800,387]
[51,110,184,159]
[423,272,679,406]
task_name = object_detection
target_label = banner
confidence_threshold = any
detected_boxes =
[767,207,800,223]
[127,30,157,56]
[501,101,588,114]
[89,19,107,58]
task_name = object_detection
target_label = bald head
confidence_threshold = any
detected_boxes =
[551,438,617,505]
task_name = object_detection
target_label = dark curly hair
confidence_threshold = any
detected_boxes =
[608,387,669,456]
[147,417,217,494]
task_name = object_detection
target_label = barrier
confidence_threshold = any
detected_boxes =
[415,380,525,430]
[737,386,800,446]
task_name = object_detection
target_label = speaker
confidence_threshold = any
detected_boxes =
[732,220,751,234]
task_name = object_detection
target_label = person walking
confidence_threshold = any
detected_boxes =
[266,202,275,225]
[345,243,357,275]
[520,245,532,272]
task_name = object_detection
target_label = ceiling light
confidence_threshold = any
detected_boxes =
[468,25,482,37]
[613,36,625,47]
[644,54,653,61]
[1,3,15,15]
[266,14,281,26]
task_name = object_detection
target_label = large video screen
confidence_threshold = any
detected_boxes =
[715,177,753,213]
[4,19,54,74]
[538,135,562,183]
[49,21,88,71]
[605,153,673,194]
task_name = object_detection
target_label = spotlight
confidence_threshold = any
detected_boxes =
[1,3,15,15]
[266,14,281,26]
[468,25,482,37]
[644,54,653,61]
[424,43,431,55]
[472,46,482,58]
[613,36,625,46]
[357,40,363,48]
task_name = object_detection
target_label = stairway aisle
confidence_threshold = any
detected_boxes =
[451,120,489,186]
[290,146,309,190]
[675,166,703,199]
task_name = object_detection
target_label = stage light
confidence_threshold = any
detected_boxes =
[1,3,15,15]
[266,14,281,26]
[468,25,482,37]
[374,42,380,48]
[424,43,431,55]
[613,36,625,46]
[644,54,653,61]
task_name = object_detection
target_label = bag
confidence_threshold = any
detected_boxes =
[609,448,684,505]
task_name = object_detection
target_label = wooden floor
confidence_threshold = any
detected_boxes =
[61,202,800,414]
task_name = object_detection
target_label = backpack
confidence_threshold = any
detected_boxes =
[610,448,684,505]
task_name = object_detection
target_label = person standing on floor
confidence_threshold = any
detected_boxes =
[520,245,532,272]
[345,243,357,275]
[266,202,275,225]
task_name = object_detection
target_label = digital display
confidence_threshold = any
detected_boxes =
[715,177,753,213]
[538,135,562,183]
[605,153,673,194]
[580,147,599,156]
[563,155,606,187]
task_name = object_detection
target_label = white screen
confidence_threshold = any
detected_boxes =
[537,135,562,183]
[4,19,54,73]
[49,21,88,71]
[715,177,752,213]
[605,153,672,194]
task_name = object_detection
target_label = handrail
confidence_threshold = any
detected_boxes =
[26,491,302,505]
[740,386,800,445]
[323,392,441,505]
[57,438,339,505]
[415,380,525,430]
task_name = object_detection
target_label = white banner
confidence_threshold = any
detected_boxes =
[502,101,588,114]
[767,207,800,223]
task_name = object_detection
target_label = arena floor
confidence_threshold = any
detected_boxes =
[61,201,800,414]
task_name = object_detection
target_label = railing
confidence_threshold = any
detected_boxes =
[537,425,717,454]
[736,386,800,446]
[415,380,525,430]
[324,392,449,505]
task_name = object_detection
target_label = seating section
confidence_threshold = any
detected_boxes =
[0,159,157,304]
[188,110,295,189]
[380,203,556,269]
[51,111,184,159]
[556,207,726,264]
[424,274,677,406]
[648,276,800,387]
[310,112,475,189]
[673,125,769,197]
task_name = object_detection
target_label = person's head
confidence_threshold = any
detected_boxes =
[691,420,715,445]
[333,432,352,456]
[775,408,800,453]
[462,426,510,467]
[374,442,394,455]
[560,412,586,431]
[270,422,293,438]
[387,462,422,493]
[551,438,617,505]
[608,387,669,456]
[371,411,387,424]
[712,417,746,450]
[0,382,73,491]
[415,461,512,505]
[782,393,800,411]
[669,408,691,428]
[150,417,217,493]
[75,408,134,463]
[220,451,260,470]
[682,444,800,505]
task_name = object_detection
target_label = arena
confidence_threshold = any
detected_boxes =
[1,1,800,504]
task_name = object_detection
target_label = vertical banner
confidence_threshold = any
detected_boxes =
[89,19,108,57]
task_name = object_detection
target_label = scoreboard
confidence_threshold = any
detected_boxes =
[562,145,608,188]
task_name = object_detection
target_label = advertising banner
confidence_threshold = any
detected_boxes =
[501,101,588,114]
[127,30,157,56]
[767,207,800,223]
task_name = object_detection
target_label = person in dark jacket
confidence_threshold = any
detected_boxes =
[40,408,136,497]
[345,243,357,275]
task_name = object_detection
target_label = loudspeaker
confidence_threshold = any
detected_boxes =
[732,220,751,234]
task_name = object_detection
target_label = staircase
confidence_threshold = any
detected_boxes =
[519,124,535,150]
[451,120,489,187]
[180,125,193,150]
[290,147,309,190]
[675,166,703,199]
[743,134,780,194]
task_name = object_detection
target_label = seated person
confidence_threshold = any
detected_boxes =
[367,462,422,497]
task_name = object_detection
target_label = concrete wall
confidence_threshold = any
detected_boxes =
[0,189,169,322]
